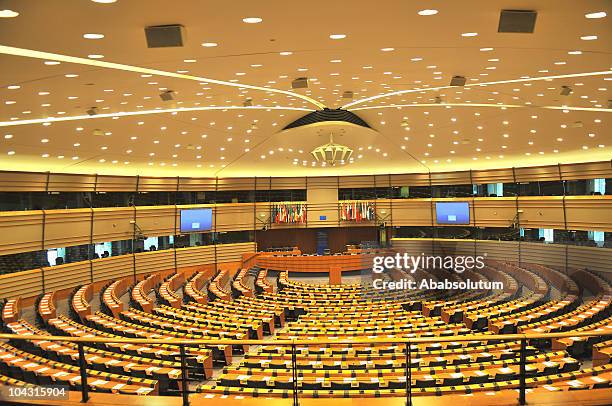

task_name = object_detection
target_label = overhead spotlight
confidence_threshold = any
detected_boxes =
[291,77,309,89]
[342,91,354,99]
[160,90,175,101]
[92,129,104,136]
[450,76,466,86]
[435,96,443,104]
[560,86,572,96]
[571,121,584,128]
[400,120,409,127]
[243,98,253,107]
[86,107,98,116]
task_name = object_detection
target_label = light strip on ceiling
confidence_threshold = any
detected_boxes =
[0,105,313,127]
[0,45,326,109]
[351,103,612,113]
[342,70,612,109]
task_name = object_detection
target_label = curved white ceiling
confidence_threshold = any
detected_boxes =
[0,0,610,177]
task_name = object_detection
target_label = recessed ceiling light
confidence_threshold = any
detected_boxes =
[202,42,218,47]
[410,57,423,61]
[381,47,395,51]
[4,134,13,139]
[0,9,19,18]
[7,150,15,155]
[7,85,20,89]
[88,54,104,59]
[329,34,346,39]
[418,9,438,16]
[461,32,478,37]
[585,11,606,19]
[568,50,582,55]
[44,61,60,65]
[83,33,104,39]
[480,47,494,51]
[92,0,117,3]
[279,51,292,56]
[580,35,598,40]
[242,17,262,23]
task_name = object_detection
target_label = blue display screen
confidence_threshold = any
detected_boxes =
[180,208,213,233]
[435,202,470,224]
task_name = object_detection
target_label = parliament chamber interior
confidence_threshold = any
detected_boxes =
[0,1,611,405]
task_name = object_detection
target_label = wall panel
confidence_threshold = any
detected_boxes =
[0,171,47,191]
[560,161,612,180]
[0,210,43,255]
[44,209,91,248]
[135,250,174,274]
[178,177,216,192]
[518,197,565,229]
[473,197,517,228]
[92,207,134,243]
[92,255,133,282]
[176,245,215,268]
[43,261,91,293]
[96,175,138,192]
[568,245,612,273]
[271,177,306,190]
[391,199,432,227]
[47,173,96,192]
[0,269,42,300]
[514,165,560,182]
[520,242,567,270]
[136,206,177,237]
[471,168,515,184]
[564,196,612,231]
[430,171,472,186]
[215,204,254,232]
[390,173,430,187]
[137,177,179,192]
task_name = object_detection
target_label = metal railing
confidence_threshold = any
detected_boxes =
[0,330,611,406]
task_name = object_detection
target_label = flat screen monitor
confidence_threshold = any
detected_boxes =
[180,208,213,233]
[435,202,470,225]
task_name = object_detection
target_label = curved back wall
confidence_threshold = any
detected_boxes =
[0,196,610,256]
[0,242,255,301]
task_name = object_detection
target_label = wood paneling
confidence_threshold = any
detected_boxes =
[0,161,610,193]
[215,204,254,232]
[560,161,612,180]
[392,238,612,273]
[391,199,433,226]
[43,261,91,293]
[0,210,43,255]
[514,165,561,182]
[564,196,612,231]
[92,254,133,282]
[0,171,48,191]
[96,175,138,192]
[518,197,565,229]
[0,242,255,300]
[136,206,177,237]
[430,171,472,186]
[473,197,517,228]
[47,173,96,192]
[93,207,134,243]
[0,268,42,300]
[44,209,91,249]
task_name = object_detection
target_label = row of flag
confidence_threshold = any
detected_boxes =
[271,203,307,224]
[340,201,375,222]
